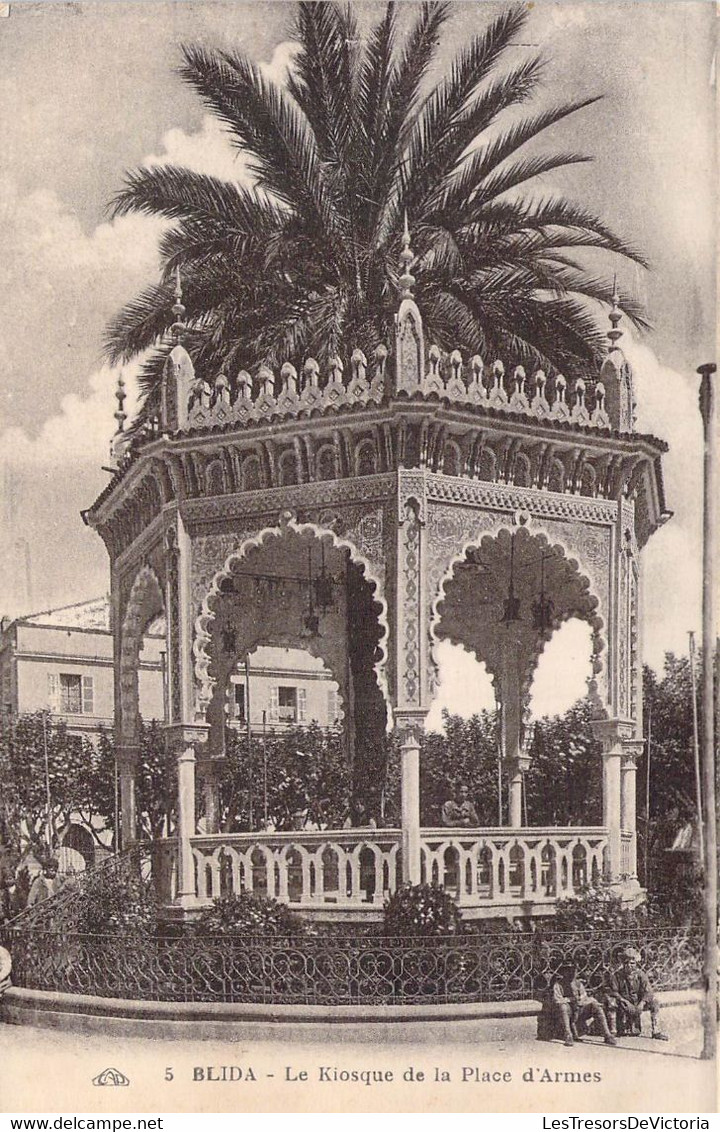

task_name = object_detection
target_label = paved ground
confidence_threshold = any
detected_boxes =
[0,1006,715,1114]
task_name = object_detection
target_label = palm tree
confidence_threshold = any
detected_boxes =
[106,1,647,423]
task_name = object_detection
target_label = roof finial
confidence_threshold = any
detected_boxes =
[114,372,127,433]
[399,210,416,299]
[608,274,623,348]
[171,264,186,343]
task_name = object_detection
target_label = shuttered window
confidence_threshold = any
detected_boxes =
[47,673,60,712]
[269,686,279,723]
[82,676,94,715]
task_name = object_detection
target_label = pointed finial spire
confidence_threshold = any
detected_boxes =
[171,264,186,343]
[608,274,623,348]
[399,210,416,299]
[114,372,127,433]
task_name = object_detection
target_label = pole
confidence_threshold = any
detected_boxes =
[245,654,253,829]
[42,713,52,852]
[644,700,651,889]
[688,631,705,867]
[262,710,268,829]
[114,760,120,855]
[497,715,504,826]
[697,362,717,1062]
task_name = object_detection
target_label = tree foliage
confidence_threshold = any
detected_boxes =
[418,710,501,826]
[219,722,351,831]
[106,1,647,425]
[0,712,112,854]
[526,698,603,826]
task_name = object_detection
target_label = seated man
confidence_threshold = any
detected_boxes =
[441,785,479,827]
[457,784,479,827]
[565,963,617,1046]
[605,947,668,1040]
[541,965,616,1046]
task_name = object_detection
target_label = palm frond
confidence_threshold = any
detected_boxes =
[465,194,649,266]
[104,283,173,364]
[403,4,529,185]
[179,43,339,243]
[372,1,452,244]
[287,2,358,169]
[471,151,592,207]
[111,165,285,232]
[409,55,545,219]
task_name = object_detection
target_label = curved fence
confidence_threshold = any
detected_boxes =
[0,925,702,1006]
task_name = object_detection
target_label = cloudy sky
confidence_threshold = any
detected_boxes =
[0,0,715,716]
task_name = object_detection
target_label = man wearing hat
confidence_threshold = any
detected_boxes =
[605,946,669,1040]
[550,962,617,1046]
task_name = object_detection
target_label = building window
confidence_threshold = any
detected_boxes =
[48,673,94,714]
[229,680,246,722]
[271,686,307,724]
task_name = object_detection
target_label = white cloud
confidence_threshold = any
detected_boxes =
[1,361,141,469]
[139,41,299,186]
[143,115,251,185]
[624,333,705,669]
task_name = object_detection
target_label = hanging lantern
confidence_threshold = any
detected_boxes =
[500,535,522,624]
[301,548,321,638]
[313,543,334,613]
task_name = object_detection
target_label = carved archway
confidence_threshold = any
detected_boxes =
[194,515,391,807]
[430,521,608,735]
[119,565,165,746]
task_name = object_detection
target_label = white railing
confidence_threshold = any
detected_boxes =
[179,826,607,912]
[421,827,607,906]
[190,829,400,909]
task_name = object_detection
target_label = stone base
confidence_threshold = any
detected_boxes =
[602,877,645,908]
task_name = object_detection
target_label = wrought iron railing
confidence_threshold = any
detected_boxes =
[0,926,701,1007]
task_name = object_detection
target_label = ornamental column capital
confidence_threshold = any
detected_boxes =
[590,717,636,753]
[395,710,427,748]
[163,722,210,758]
[621,739,644,768]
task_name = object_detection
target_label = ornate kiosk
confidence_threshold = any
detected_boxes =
[84,231,669,919]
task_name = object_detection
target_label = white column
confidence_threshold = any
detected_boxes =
[117,745,139,848]
[400,730,421,884]
[621,742,642,879]
[602,747,622,882]
[509,767,523,828]
[176,745,197,906]
[199,763,220,834]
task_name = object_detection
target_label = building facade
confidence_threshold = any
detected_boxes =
[0,599,338,740]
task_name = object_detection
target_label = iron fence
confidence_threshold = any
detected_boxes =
[0,925,702,1006]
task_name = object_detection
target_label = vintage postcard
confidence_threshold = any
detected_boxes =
[0,0,716,1116]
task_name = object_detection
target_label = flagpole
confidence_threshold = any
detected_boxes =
[697,362,717,1062]
[644,700,651,888]
[688,631,704,867]
[42,713,52,852]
